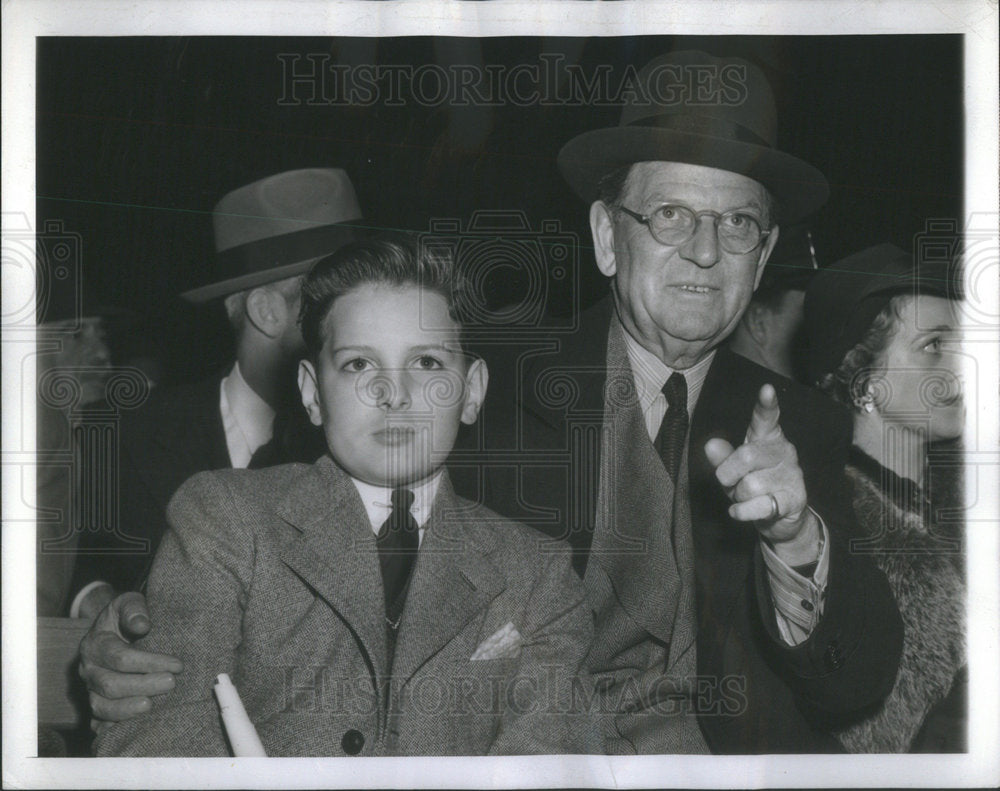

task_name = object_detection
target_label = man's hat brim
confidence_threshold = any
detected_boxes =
[180,256,325,303]
[181,221,357,303]
[558,126,829,225]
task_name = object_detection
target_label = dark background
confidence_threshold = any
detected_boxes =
[36,35,963,382]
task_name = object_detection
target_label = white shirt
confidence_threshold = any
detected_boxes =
[220,362,276,469]
[620,324,829,645]
[351,471,443,547]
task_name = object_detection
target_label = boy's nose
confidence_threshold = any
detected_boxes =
[373,370,412,410]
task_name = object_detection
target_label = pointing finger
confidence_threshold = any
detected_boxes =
[745,384,782,443]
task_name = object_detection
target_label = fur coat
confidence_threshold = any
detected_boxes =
[834,453,966,753]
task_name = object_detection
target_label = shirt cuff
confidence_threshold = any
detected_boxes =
[69,580,111,619]
[760,508,830,646]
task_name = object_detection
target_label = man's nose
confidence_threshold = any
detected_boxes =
[677,216,722,268]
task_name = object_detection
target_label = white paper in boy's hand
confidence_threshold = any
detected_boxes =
[470,621,523,661]
[214,673,267,757]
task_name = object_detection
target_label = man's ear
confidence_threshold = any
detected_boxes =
[590,201,618,278]
[741,302,769,346]
[245,287,287,339]
[297,360,323,426]
[754,224,779,290]
[460,357,489,426]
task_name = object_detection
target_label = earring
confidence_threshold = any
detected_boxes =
[853,390,875,413]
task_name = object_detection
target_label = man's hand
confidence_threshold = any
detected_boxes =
[78,591,183,727]
[704,384,821,566]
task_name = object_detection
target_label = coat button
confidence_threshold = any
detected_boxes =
[341,729,365,755]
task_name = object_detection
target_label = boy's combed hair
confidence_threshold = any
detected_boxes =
[300,233,473,359]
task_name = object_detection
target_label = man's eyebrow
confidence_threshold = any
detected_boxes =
[644,195,766,214]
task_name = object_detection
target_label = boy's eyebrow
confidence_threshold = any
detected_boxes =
[329,345,379,356]
[410,343,462,354]
[329,343,461,356]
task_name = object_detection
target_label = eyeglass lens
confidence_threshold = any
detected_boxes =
[648,205,763,253]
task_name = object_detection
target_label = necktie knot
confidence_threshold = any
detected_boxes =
[663,372,687,414]
[390,487,415,513]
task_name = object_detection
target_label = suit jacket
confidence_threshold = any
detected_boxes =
[70,371,325,597]
[476,296,903,753]
[95,456,600,756]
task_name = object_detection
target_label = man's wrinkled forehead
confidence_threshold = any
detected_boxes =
[624,161,773,216]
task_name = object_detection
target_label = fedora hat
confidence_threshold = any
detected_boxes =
[182,168,362,302]
[558,50,829,224]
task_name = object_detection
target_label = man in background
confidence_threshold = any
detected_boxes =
[727,225,818,381]
[69,168,361,621]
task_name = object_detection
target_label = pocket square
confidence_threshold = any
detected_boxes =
[470,621,522,661]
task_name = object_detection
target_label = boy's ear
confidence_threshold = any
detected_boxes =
[297,360,323,427]
[460,357,489,426]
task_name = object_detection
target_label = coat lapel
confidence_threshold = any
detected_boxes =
[590,319,685,646]
[390,475,507,686]
[276,456,389,679]
[518,297,615,568]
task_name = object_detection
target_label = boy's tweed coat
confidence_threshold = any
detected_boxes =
[95,456,600,756]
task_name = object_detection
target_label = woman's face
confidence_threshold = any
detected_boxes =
[874,295,964,442]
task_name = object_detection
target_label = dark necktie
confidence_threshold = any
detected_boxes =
[376,488,420,627]
[655,372,688,483]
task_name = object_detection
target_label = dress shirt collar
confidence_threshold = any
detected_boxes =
[220,362,276,468]
[619,319,715,419]
[351,469,443,536]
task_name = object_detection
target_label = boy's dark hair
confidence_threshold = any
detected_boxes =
[300,233,474,360]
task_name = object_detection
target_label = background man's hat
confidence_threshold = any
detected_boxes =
[182,168,362,302]
[804,243,958,384]
[558,50,829,224]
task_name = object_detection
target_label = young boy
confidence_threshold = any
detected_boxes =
[96,235,599,756]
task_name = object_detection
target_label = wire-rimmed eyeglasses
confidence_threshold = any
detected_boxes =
[618,203,771,255]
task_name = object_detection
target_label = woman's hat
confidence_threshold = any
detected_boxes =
[804,243,958,384]
[557,50,829,224]
[182,168,362,303]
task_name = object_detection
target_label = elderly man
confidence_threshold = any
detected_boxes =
[480,51,902,753]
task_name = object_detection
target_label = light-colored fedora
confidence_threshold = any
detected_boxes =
[182,168,362,302]
[557,50,829,223]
